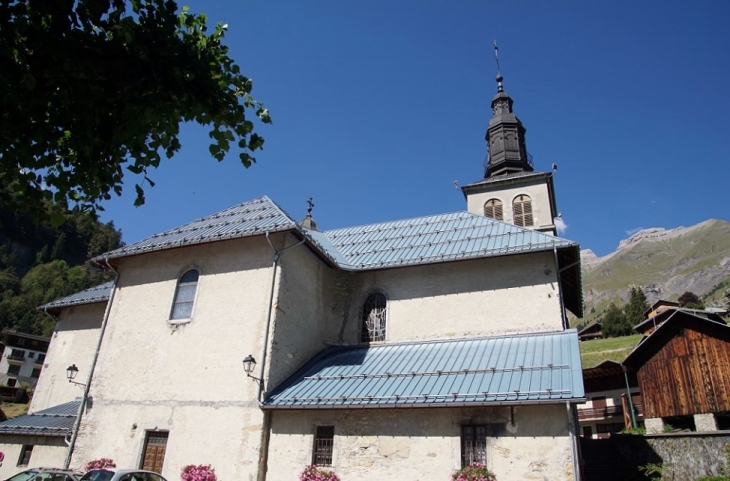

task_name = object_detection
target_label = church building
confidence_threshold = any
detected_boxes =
[0,72,585,481]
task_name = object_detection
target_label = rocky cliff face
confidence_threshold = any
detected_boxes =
[576,219,730,324]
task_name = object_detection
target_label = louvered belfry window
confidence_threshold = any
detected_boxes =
[361,293,387,342]
[313,425,335,466]
[170,270,199,319]
[512,194,533,227]
[461,425,487,467]
[484,199,504,221]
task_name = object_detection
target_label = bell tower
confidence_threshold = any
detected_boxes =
[461,43,559,235]
[484,74,533,177]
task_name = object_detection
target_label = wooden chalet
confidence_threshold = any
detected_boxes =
[578,321,602,341]
[623,309,730,432]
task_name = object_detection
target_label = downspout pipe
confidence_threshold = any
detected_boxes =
[622,364,638,429]
[566,401,582,481]
[553,247,568,330]
[64,256,118,469]
[256,231,305,481]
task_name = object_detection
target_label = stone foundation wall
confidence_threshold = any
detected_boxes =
[608,432,730,480]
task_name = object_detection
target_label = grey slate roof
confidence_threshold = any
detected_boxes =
[39,281,113,312]
[321,211,576,270]
[0,400,80,436]
[91,195,577,272]
[264,329,584,409]
[94,196,297,262]
[75,195,581,316]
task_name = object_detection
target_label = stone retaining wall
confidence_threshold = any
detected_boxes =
[609,432,730,480]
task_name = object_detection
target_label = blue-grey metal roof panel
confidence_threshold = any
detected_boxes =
[94,196,298,262]
[265,329,584,409]
[321,211,576,270]
[39,281,113,311]
[0,400,80,437]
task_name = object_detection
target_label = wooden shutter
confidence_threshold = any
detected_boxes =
[513,195,533,227]
[484,199,503,221]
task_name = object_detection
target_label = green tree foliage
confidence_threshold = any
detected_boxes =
[602,302,634,338]
[0,193,121,336]
[0,0,272,221]
[624,286,649,327]
[678,291,705,309]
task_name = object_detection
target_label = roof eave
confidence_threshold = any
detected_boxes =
[263,397,587,410]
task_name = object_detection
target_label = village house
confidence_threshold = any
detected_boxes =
[623,308,730,433]
[0,74,586,480]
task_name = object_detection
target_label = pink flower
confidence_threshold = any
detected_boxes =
[84,458,116,472]
[451,463,497,481]
[299,465,341,481]
[181,464,217,481]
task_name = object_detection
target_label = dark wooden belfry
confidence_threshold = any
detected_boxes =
[484,44,533,178]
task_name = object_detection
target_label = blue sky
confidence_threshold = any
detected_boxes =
[99,1,730,257]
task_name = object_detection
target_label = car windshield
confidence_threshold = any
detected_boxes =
[6,471,39,481]
[79,471,114,481]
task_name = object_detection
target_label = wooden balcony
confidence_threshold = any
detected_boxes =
[6,354,25,365]
[578,403,643,421]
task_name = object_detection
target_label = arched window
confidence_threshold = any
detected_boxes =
[170,270,199,320]
[361,293,387,342]
[484,199,503,220]
[513,195,533,227]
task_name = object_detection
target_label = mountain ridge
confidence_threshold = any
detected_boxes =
[574,218,730,327]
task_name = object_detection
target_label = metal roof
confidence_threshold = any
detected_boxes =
[264,329,584,409]
[94,196,297,262]
[90,196,577,272]
[39,281,113,312]
[320,211,577,271]
[0,400,80,437]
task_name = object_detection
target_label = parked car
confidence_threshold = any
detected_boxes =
[4,468,82,481]
[78,470,166,481]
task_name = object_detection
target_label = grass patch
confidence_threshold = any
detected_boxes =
[579,334,642,368]
[1,402,30,419]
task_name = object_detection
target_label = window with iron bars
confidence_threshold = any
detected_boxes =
[361,293,386,342]
[312,426,334,466]
[461,425,487,467]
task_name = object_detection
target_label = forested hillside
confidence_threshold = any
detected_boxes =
[0,199,122,337]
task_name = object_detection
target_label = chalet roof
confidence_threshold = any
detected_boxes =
[643,300,679,317]
[1,329,50,344]
[0,400,80,437]
[624,310,730,370]
[634,306,727,334]
[264,329,585,409]
[39,281,114,313]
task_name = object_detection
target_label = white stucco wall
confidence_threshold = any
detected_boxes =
[70,234,284,480]
[465,178,556,232]
[266,404,575,481]
[266,240,345,390]
[339,251,564,343]
[0,436,67,480]
[64,230,570,481]
[30,303,105,413]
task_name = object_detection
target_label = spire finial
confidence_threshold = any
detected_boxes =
[494,39,504,92]
[306,197,314,217]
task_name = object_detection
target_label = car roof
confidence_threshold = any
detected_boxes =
[87,469,165,476]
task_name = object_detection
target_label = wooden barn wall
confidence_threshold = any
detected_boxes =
[637,325,730,419]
